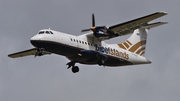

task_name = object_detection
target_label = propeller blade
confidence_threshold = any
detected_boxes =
[92,13,95,27]
[81,29,91,32]
[81,13,96,33]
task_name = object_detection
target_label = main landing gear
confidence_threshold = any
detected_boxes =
[98,60,105,66]
[66,61,79,73]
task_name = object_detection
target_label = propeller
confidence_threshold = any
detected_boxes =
[81,13,97,32]
[81,13,111,41]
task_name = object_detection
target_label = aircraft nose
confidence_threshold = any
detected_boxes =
[30,35,42,41]
[30,35,43,47]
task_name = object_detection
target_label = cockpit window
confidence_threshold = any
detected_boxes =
[38,31,44,34]
[50,31,54,34]
[38,30,54,34]
[46,31,50,34]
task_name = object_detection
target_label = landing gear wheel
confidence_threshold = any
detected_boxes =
[71,66,79,73]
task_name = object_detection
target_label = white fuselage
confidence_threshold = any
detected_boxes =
[30,29,151,66]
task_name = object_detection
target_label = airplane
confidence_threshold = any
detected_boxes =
[8,12,168,73]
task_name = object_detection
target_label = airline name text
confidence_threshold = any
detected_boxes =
[95,45,129,60]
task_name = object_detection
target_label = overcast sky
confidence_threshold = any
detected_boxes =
[0,0,180,101]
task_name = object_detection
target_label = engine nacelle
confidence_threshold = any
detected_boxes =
[78,50,108,62]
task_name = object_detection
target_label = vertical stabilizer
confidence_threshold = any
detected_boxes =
[117,22,167,56]
[118,28,148,56]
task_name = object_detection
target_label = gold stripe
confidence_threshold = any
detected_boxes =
[140,52,145,56]
[129,40,146,52]
[118,44,126,50]
[123,42,130,48]
[126,40,132,45]
[136,47,146,54]
[125,41,131,46]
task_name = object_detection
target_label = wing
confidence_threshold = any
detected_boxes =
[8,48,51,58]
[80,12,167,41]
[108,12,167,37]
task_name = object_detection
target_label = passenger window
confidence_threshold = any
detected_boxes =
[82,41,84,44]
[79,41,81,43]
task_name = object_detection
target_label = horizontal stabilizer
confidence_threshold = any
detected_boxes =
[79,11,167,41]
[109,12,167,36]
[142,22,168,29]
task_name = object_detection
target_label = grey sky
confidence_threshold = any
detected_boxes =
[0,0,180,101]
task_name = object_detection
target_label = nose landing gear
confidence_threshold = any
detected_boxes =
[35,48,44,57]
[66,61,79,73]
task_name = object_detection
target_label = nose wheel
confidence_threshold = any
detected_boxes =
[71,66,79,73]
[34,48,45,57]
[67,61,79,73]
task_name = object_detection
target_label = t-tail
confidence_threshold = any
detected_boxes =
[118,22,168,56]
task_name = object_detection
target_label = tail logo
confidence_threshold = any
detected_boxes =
[118,40,146,56]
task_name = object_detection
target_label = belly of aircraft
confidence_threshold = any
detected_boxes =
[31,40,132,66]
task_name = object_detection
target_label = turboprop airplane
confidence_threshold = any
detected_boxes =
[8,12,167,73]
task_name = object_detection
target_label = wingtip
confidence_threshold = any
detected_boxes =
[157,11,168,15]
[157,21,168,24]
[8,54,14,58]
[162,22,168,24]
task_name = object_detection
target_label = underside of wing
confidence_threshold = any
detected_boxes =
[108,12,167,37]
[8,48,51,58]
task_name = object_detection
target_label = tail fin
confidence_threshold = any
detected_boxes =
[118,28,148,56]
[118,22,167,56]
